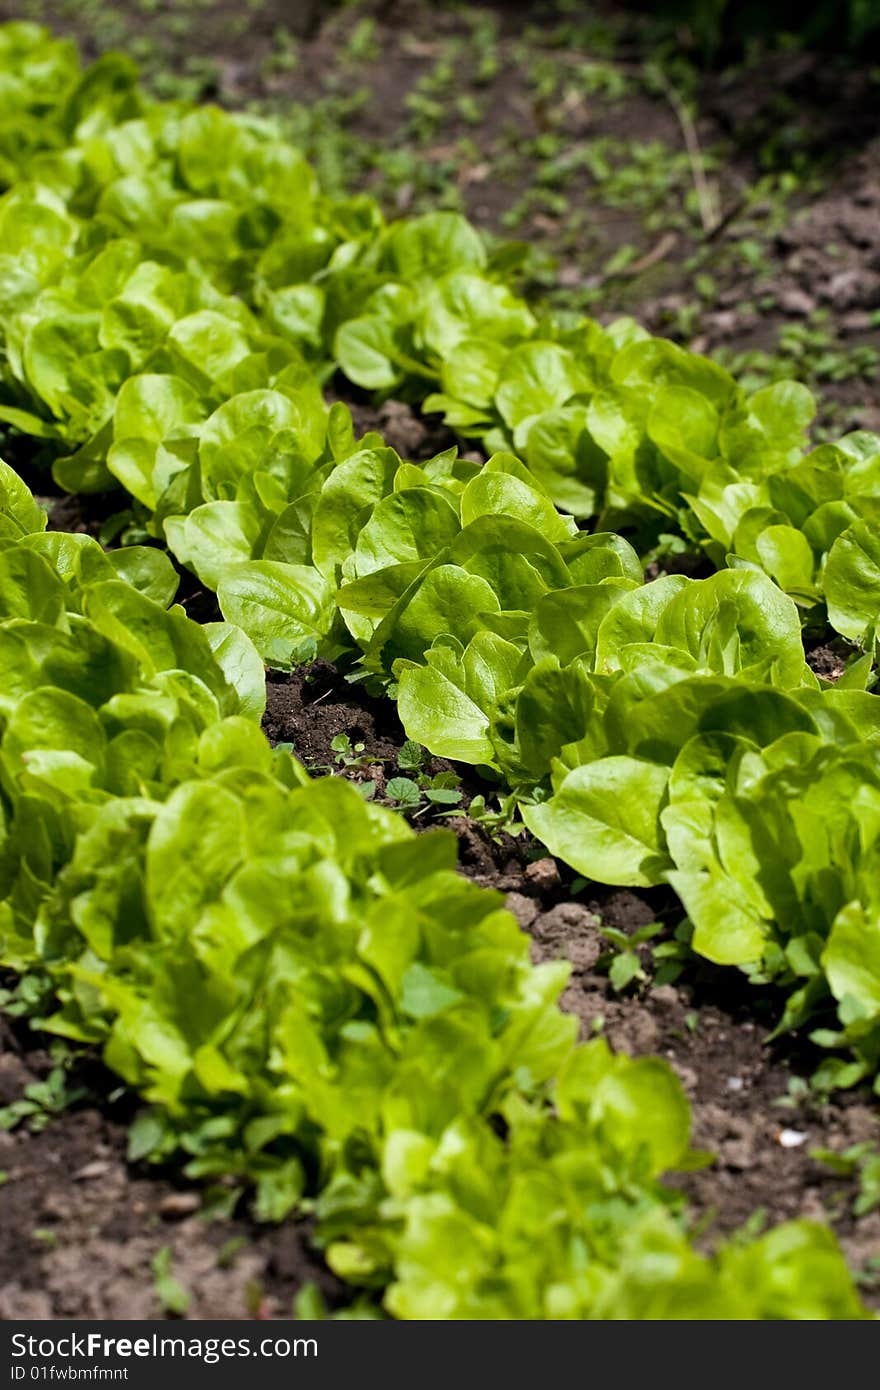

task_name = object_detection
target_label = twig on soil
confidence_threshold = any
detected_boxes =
[646,63,721,236]
[617,230,679,276]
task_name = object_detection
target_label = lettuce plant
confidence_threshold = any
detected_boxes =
[0,459,868,1318]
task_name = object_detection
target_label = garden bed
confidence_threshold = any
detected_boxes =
[0,0,879,1319]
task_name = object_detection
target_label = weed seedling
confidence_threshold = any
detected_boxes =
[152,1247,191,1317]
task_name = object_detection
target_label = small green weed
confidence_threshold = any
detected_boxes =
[811,1143,880,1218]
[0,1045,87,1135]
[152,1247,191,1317]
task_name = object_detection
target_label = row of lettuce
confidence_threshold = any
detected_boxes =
[226,435,879,1091]
[1,22,878,644]
[0,457,866,1317]
[1,24,879,1087]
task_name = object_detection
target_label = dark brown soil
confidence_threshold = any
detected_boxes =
[325,390,465,465]
[42,491,122,542]
[530,905,880,1261]
[0,1018,343,1320]
[264,660,406,770]
[806,641,849,681]
[652,136,880,436]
